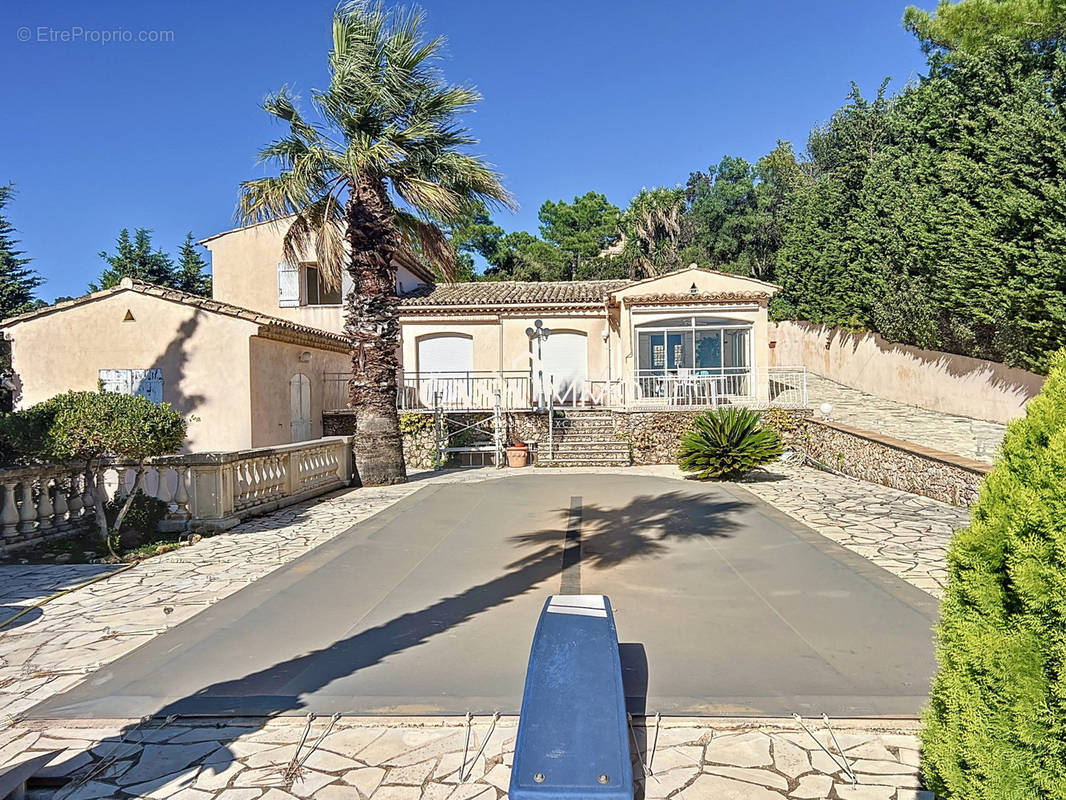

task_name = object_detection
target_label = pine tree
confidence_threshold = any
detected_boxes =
[91,228,176,291]
[0,184,43,319]
[174,233,212,296]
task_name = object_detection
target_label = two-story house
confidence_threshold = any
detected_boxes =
[1,220,802,452]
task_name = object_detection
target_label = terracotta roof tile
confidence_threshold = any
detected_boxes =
[400,280,629,308]
[1,279,350,350]
[623,291,772,304]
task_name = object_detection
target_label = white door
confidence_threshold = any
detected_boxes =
[290,373,312,442]
[417,335,473,407]
[540,332,588,406]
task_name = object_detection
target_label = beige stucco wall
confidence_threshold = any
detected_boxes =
[398,312,614,382]
[248,337,351,447]
[3,291,256,452]
[611,266,778,302]
[770,320,1045,423]
[205,221,430,336]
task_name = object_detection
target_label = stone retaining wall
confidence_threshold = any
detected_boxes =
[802,419,990,506]
[326,408,986,506]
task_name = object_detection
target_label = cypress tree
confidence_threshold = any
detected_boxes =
[174,232,212,296]
[91,228,176,291]
[0,184,43,319]
[922,349,1066,798]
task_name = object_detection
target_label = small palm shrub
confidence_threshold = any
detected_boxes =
[922,350,1066,799]
[678,407,784,480]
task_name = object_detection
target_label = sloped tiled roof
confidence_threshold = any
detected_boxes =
[400,280,630,308]
[623,291,772,304]
[1,279,350,351]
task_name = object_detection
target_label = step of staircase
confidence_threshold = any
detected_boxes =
[537,457,631,468]
[545,445,626,456]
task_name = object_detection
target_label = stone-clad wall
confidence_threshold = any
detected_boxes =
[326,408,987,506]
[324,410,552,469]
[803,419,990,506]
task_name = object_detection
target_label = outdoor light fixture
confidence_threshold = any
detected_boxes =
[525,319,552,341]
[820,402,833,420]
[526,320,552,411]
[298,351,312,363]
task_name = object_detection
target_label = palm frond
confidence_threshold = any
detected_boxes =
[394,209,455,280]
[240,0,511,282]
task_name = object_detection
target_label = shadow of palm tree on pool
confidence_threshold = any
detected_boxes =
[44,483,748,798]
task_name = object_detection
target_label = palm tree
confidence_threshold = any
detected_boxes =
[622,187,685,278]
[239,1,513,486]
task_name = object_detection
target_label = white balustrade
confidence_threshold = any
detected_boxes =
[0,436,354,553]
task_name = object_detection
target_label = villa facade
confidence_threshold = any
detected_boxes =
[0,221,805,452]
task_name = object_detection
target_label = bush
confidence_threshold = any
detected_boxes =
[104,490,168,539]
[4,391,186,555]
[677,407,784,480]
[921,349,1066,799]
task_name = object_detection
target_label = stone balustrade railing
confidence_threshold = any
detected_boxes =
[0,436,354,554]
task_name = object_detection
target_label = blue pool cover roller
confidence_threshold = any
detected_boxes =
[509,595,633,800]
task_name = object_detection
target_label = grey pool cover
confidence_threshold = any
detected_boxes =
[30,473,939,719]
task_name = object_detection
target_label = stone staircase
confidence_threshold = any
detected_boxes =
[536,411,632,467]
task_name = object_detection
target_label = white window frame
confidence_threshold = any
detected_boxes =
[633,315,753,376]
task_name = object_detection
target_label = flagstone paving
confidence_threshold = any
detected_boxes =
[806,374,1007,464]
[2,716,934,800]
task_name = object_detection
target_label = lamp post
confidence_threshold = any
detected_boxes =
[525,319,552,411]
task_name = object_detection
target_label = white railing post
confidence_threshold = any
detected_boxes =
[1,480,19,541]
[17,479,35,535]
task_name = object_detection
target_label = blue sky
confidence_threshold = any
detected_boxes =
[2,0,933,301]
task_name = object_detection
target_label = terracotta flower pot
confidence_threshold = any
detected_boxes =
[506,445,529,468]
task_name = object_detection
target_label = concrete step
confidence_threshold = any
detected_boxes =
[539,450,631,461]
[537,458,632,468]
[545,445,626,452]
[551,437,624,445]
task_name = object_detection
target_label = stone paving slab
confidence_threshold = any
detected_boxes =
[806,374,1006,464]
[1,716,934,800]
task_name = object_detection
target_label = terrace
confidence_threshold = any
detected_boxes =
[323,366,809,412]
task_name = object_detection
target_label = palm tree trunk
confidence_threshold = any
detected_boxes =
[345,178,407,485]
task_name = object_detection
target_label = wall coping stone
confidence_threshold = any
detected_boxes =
[809,419,992,475]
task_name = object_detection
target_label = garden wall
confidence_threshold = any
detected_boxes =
[803,419,989,506]
[326,407,985,506]
[770,320,1044,424]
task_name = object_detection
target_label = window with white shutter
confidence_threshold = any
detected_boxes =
[278,262,300,307]
[99,369,163,403]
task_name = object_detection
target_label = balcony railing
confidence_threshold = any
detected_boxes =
[324,367,808,413]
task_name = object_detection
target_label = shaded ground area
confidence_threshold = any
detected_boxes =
[806,373,1007,463]
[30,473,939,720]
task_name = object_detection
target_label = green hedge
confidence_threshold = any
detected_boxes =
[922,350,1066,798]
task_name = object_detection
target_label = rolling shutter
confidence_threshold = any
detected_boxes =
[539,332,588,406]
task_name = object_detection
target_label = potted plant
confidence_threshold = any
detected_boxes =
[505,440,529,468]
